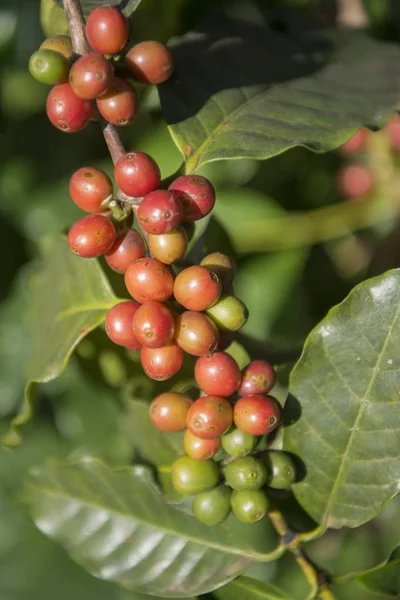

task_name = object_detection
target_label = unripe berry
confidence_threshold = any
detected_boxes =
[96,78,139,126]
[147,227,188,264]
[175,311,219,356]
[263,451,296,490]
[68,214,116,258]
[40,35,73,60]
[125,41,174,85]
[125,258,174,303]
[200,252,236,290]
[69,166,113,213]
[183,429,221,460]
[69,53,114,100]
[29,49,70,85]
[105,229,146,274]
[206,295,248,331]
[105,301,141,349]
[224,456,267,491]
[192,485,231,526]
[86,5,129,55]
[140,342,183,381]
[46,83,93,132]
[137,190,183,235]
[234,395,281,436]
[169,175,215,222]
[133,301,175,348]
[171,455,219,496]
[221,427,256,457]
[114,152,161,197]
[337,163,374,199]
[238,360,276,396]
[149,392,192,433]
[231,490,268,523]
[194,352,240,397]
[338,128,367,155]
[186,395,233,439]
[173,266,221,311]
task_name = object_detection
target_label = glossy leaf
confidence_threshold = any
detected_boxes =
[24,458,279,598]
[53,0,141,18]
[213,577,290,600]
[284,269,400,529]
[356,546,400,597]
[41,0,69,37]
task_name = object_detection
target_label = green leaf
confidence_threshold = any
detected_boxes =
[283,269,400,529]
[160,17,400,171]
[24,458,279,598]
[213,577,290,600]
[356,546,400,597]
[41,0,69,37]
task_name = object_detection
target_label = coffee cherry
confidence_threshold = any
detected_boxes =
[137,190,183,235]
[86,5,129,55]
[96,78,139,126]
[105,229,146,274]
[171,455,219,496]
[221,427,256,457]
[238,360,276,397]
[337,163,373,199]
[194,352,240,397]
[133,301,174,348]
[338,128,367,155]
[141,342,183,380]
[46,83,93,132]
[173,266,221,311]
[125,258,174,303]
[263,451,296,490]
[224,456,267,491]
[149,392,192,433]
[175,311,219,356]
[69,53,114,100]
[231,490,269,523]
[206,295,248,331]
[386,114,400,151]
[200,252,236,290]
[186,395,232,439]
[105,301,141,349]
[192,485,231,526]
[68,214,116,258]
[40,35,73,60]
[114,152,161,197]
[125,41,174,85]
[234,395,281,436]
[183,429,221,460]
[69,166,113,213]
[29,49,70,85]
[147,227,188,265]
[169,175,215,222]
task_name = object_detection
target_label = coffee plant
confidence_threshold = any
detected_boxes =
[0,0,399,598]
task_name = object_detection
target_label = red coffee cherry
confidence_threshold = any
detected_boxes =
[173,266,221,311]
[69,166,113,213]
[337,163,374,199]
[338,128,367,155]
[147,227,188,265]
[46,82,93,132]
[137,190,183,235]
[133,301,175,348]
[169,175,215,222]
[68,214,116,258]
[96,77,139,126]
[195,352,241,397]
[105,300,141,349]
[183,429,221,460]
[125,258,174,303]
[175,311,219,356]
[141,342,183,380]
[105,229,146,274]
[238,360,276,396]
[125,40,174,85]
[234,395,281,436]
[186,396,233,439]
[149,392,192,433]
[114,152,161,197]
[86,5,129,55]
[69,53,114,100]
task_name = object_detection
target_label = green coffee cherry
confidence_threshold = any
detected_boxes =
[221,427,256,457]
[192,485,231,526]
[29,49,70,85]
[206,295,248,331]
[171,455,219,496]
[264,451,296,490]
[231,490,269,523]
[224,456,267,491]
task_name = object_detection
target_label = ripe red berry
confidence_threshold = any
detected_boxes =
[238,360,276,397]
[169,175,215,222]
[46,82,93,132]
[149,392,192,433]
[386,114,400,151]
[105,301,141,349]
[338,128,367,155]
[133,301,174,348]
[68,214,116,258]
[141,342,183,380]
[183,429,221,460]
[86,5,129,55]
[195,352,241,397]
[186,396,233,439]
[337,163,374,199]
[234,395,281,436]
[69,53,114,100]
[147,227,188,265]
[125,40,174,85]
[137,190,183,235]
[173,266,221,311]
[125,258,174,303]
[69,167,113,213]
[175,311,219,357]
[105,229,146,273]
[114,152,161,197]
[96,77,139,126]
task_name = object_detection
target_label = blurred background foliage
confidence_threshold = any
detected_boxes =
[0,0,400,599]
